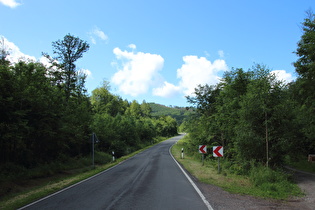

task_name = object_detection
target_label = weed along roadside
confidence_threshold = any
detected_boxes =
[171,135,303,200]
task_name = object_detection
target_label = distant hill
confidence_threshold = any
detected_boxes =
[148,103,192,125]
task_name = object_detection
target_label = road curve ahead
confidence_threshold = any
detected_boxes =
[21,134,209,210]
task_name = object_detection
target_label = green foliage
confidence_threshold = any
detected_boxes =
[185,63,306,168]
[292,10,315,153]
[172,137,303,200]
[0,34,179,202]
[48,34,90,100]
[149,103,192,125]
[0,34,90,170]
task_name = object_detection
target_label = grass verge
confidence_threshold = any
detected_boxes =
[171,135,303,200]
[0,136,170,210]
[288,159,315,174]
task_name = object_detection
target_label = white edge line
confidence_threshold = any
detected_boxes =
[169,142,214,210]
[18,160,126,209]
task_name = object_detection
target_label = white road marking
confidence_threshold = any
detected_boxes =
[169,142,214,210]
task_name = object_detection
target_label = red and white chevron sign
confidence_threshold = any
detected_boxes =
[213,146,223,157]
[199,145,207,154]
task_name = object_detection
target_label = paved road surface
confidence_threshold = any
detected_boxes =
[21,134,209,210]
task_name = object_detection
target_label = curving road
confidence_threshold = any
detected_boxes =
[21,134,210,210]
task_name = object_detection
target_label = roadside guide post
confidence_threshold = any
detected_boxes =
[181,148,184,159]
[112,151,115,162]
[213,146,223,173]
[199,145,207,166]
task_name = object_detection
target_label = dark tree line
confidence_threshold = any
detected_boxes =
[184,12,315,171]
[0,34,177,169]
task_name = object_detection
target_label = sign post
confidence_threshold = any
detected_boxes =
[199,145,207,166]
[213,146,223,173]
[91,133,100,169]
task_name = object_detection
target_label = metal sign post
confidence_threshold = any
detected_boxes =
[92,133,95,169]
[213,146,223,173]
[91,133,100,169]
[199,145,207,166]
[218,157,221,173]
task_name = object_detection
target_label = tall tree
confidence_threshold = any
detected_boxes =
[293,10,315,153]
[49,34,90,100]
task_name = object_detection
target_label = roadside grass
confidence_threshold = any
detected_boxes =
[171,136,303,200]
[288,158,315,174]
[0,136,169,210]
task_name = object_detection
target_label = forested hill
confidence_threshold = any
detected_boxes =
[149,103,191,125]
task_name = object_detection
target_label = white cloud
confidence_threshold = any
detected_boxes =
[0,0,21,8]
[89,27,108,44]
[1,36,36,63]
[111,47,164,96]
[128,44,136,50]
[39,56,51,67]
[218,50,224,58]
[177,56,228,96]
[78,68,92,79]
[153,55,228,98]
[271,70,295,84]
[153,81,181,98]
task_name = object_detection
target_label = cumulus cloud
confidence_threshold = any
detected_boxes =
[78,68,92,79]
[153,81,181,98]
[0,0,21,8]
[1,36,36,63]
[111,47,164,96]
[128,44,136,50]
[153,56,228,97]
[178,56,228,95]
[271,70,295,84]
[89,27,108,44]
[218,50,224,58]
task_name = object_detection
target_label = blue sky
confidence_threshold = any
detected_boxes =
[1,0,314,107]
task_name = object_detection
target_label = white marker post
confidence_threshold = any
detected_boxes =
[112,151,115,162]
[181,148,184,159]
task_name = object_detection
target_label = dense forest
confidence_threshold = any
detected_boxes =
[149,103,192,125]
[0,34,178,171]
[183,12,315,171]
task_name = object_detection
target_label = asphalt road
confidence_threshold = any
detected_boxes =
[21,134,210,210]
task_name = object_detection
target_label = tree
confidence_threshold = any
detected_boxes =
[294,11,315,87]
[91,81,126,116]
[140,100,152,118]
[125,100,142,118]
[235,64,293,167]
[0,37,10,65]
[292,10,315,153]
[214,68,253,156]
[47,34,90,100]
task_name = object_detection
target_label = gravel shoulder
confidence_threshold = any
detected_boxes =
[193,167,315,210]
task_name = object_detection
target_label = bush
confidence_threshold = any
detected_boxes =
[0,162,28,181]
[248,164,302,198]
[94,151,112,165]
[250,165,285,186]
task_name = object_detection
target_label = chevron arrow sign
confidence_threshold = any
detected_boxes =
[213,146,223,157]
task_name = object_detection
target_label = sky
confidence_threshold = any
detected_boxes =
[1,0,314,107]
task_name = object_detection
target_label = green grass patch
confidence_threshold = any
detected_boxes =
[0,136,171,210]
[288,158,315,174]
[171,135,303,200]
